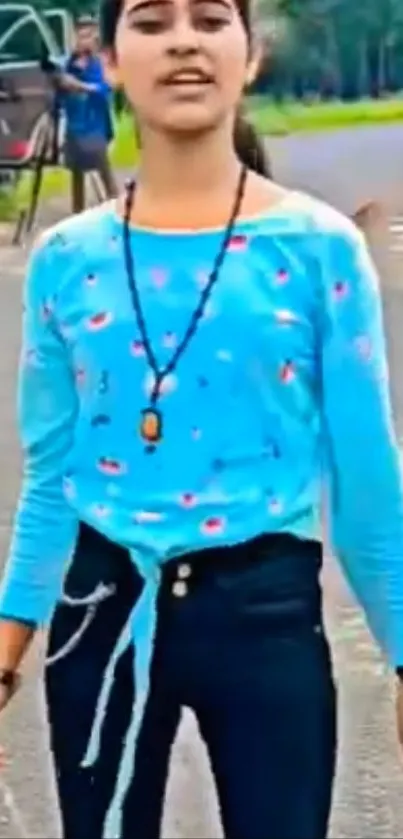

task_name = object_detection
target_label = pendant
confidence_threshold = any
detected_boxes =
[140,407,163,444]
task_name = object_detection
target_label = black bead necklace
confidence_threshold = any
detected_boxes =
[122,165,248,448]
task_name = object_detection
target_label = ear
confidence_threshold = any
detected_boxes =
[245,39,264,88]
[101,49,121,89]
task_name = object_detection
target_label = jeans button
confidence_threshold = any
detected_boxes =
[177,563,192,580]
[172,580,188,597]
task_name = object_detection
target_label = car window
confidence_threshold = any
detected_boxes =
[1,18,45,63]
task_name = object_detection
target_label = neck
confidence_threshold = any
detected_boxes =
[137,122,240,204]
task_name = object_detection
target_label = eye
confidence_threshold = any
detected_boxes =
[126,2,172,33]
[192,3,232,31]
[131,18,167,32]
[194,13,229,31]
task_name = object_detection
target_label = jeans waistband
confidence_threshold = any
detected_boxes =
[72,523,321,597]
[161,532,321,586]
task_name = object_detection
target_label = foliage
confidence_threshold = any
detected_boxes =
[30,0,95,16]
[262,0,403,98]
[28,0,403,97]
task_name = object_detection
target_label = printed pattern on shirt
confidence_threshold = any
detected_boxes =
[1,197,403,668]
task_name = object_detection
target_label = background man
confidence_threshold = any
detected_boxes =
[55,15,117,213]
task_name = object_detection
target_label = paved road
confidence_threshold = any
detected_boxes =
[1,158,403,837]
[267,123,403,218]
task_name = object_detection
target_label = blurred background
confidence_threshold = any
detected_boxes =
[1,0,403,219]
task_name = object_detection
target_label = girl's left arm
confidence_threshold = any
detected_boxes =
[320,221,403,665]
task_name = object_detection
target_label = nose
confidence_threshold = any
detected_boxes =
[167,16,200,55]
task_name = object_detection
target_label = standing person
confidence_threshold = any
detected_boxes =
[0,1,403,838]
[57,15,118,213]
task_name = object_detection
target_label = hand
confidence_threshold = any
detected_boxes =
[396,678,403,749]
[0,683,15,715]
[0,620,34,724]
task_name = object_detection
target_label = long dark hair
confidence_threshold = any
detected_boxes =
[99,0,271,177]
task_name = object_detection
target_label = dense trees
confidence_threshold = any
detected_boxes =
[262,0,403,98]
[29,0,403,98]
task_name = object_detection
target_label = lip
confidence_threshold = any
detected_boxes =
[162,69,213,86]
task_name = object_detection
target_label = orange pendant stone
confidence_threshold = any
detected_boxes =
[140,408,162,444]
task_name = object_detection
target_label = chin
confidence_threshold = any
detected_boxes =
[158,105,221,136]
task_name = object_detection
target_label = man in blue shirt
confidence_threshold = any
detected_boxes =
[56,16,117,213]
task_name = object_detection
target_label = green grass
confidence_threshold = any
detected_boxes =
[1,122,140,220]
[2,96,403,222]
[249,95,403,135]
[110,97,403,168]
[0,188,17,222]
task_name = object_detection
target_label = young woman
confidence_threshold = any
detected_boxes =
[0,0,403,837]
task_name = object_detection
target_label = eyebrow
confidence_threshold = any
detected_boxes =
[192,0,233,7]
[126,0,232,14]
[126,0,170,14]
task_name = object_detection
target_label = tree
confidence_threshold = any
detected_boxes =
[30,0,94,16]
[263,0,403,97]
[27,0,403,96]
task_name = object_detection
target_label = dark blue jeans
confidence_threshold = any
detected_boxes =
[45,524,337,839]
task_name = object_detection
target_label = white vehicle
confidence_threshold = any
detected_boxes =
[0,3,72,170]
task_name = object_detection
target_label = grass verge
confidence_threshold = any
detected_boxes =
[249,96,403,135]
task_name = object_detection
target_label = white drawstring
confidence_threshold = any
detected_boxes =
[0,567,159,839]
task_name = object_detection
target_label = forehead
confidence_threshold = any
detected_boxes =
[76,24,97,37]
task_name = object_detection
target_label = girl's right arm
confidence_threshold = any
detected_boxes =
[0,233,79,678]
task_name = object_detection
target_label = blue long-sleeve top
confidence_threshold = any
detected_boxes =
[58,53,113,142]
[2,192,403,837]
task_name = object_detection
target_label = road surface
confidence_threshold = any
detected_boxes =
[267,123,403,218]
[1,127,403,838]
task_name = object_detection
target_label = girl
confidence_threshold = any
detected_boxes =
[0,0,403,837]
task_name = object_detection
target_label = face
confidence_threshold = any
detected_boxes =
[106,0,252,134]
[75,24,98,55]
